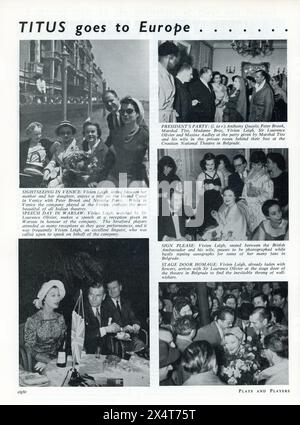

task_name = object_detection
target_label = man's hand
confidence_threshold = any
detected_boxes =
[34,362,47,372]
[105,323,120,333]
[192,100,199,106]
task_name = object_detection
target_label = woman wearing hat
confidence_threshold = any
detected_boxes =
[107,96,149,187]
[219,326,261,384]
[24,280,67,372]
[43,120,79,187]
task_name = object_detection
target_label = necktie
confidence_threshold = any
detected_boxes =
[96,307,101,326]
[116,300,122,316]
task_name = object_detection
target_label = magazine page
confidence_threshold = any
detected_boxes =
[0,0,300,407]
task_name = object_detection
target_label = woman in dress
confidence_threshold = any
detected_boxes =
[216,154,232,187]
[270,76,287,122]
[24,280,67,372]
[81,121,114,187]
[108,96,149,187]
[212,72,228,122]
[223,76,247,122]
[252,199,288,241]
[209,187,247,241]
[241,150,274,234]
[181,341,223,385]
[197,153,224,234]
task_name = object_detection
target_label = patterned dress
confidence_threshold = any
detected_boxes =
[24,310,66,363]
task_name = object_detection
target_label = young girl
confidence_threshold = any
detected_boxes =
[252,199,288,240]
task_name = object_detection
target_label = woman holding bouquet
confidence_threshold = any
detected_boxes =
[219,327,261,385]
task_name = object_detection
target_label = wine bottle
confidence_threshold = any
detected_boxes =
[57,332,67,367]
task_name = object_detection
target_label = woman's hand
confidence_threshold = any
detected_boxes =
[34,362,47,372]
[192,100,199,106]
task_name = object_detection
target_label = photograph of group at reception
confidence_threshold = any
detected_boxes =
[159,281,288,386]
[19,40,149,188]
[158,40,287,123]
[158,148,288,241]
[19,239,149,387]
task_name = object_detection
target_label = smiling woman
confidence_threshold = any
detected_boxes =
[24,280,67,373]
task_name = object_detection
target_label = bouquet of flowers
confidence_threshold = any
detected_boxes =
[62,151,98,187]
[219,344,261,385]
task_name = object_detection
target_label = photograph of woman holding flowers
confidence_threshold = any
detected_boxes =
[159,281,288,386]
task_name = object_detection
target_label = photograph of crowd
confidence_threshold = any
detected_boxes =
[19,239,149,387]
[158,148,288,241]
[158,40,287,123]
[159,281,288,386]
[19,40,149,188]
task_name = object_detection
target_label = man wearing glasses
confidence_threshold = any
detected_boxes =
[228,154,248,198]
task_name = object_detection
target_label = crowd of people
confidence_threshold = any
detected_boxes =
[159,282,288,385]
[158,150,288,241]
[20,90,149,188]
[22,278,148,373]
[158,41,287,123]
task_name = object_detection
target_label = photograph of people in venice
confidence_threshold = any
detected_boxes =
[19,239,149,387]
[19,40,149,188]
[157,149,288,241]
[159,281,288,386]
[158,40,287,123]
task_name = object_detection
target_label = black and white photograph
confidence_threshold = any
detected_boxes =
[158,148,288,241]
[19,239,149,387]
[158,40,287,123]
[19,40,149,188]
[159,281,288,386]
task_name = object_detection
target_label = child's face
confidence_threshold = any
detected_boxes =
[84,125,98,144]
[268,204,282,225]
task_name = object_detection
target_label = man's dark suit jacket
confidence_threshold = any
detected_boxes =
[249,83,274,122]
[101,296,141,328]
[174,78,192,122]
[194,321,222,347]
[187,79,216,122]
[83,301,107,355]
[228,172,245,199]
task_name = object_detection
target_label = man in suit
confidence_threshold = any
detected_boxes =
[194,306,235,348]
[235,302,256,343]
[174,315,197,353]
[228,154,248,198]
[174,63,193,122]
[102,90,122,132]
[102,279,146,354]
[272,288,288,325]
[188,67,216,122]
[83,282,120,354]
[249,70,274,122]
[158,41,179,123]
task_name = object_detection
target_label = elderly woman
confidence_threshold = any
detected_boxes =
[181,341,223,385]
[241,150,274,234]
[24,280,67,372]
[107,96,149,187]
[43,120,79,187]
[257,326,288,384]
[20,122,52,188]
